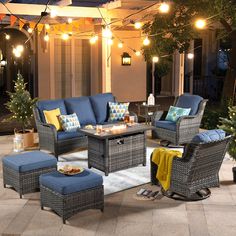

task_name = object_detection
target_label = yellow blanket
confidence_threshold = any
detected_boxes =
[152,148,182,191]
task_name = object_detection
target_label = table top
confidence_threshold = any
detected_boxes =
[80,123,154,140]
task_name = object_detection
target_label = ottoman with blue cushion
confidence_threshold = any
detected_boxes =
[2,151,57,198]
[39,169,104,224]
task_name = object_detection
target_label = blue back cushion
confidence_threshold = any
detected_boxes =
[191,129,226,144]
[176,94,203,115]
[64,97,96,126]
[89,93,115,124]
[36,99,67,123]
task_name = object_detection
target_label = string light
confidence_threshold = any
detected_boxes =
[152,56,159,63]
[187,53,194,59]
[16,45,24,53]
[107,38,113,45]
[50,9,57,18]
[118,42,123,48]
[195,19,206,29]
[62,33,69,40]
[27,28,33,34]
[68,18,73,24]
[143,36,150,46]
[90,35,98,44]
[134,22,142,29]
[135,50,141,56]
[45,24,50,30]
[44,33,50,42]
[13,48,21,58]
[5,34,10,40]
[159,2,170,13]
[102,27,112,39]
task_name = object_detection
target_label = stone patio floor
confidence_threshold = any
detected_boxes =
[0,134,236,236]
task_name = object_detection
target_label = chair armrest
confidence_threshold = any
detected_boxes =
[36,121,58,141]
[176,115,200,128]
[152,111,164,123]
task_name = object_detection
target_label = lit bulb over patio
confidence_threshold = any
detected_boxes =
[68,18,73,24]
[187,53,194,59]
[143,37,150,46]
[45,24,50,30]
[5,34,10,40]
[135,51,141,56]
[102,27,112,39]
[195,19,206,29]
[27,28,33,34]
[134,22,142,29]
[107,38,113,45]
[62,33,69,40]
[159,2,170,13]
[44,33,50,42]
[118,42,123,48]
[90,35,98,44]
[152,56,159,63]
[16,45,24,53]
[50,9,57,18]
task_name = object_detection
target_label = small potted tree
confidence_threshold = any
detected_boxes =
[5,72,37,148]
[219,106,236,182]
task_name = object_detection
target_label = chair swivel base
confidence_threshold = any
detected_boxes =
[161,188,211,201]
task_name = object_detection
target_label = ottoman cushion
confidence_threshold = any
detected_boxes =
[3,151,57,173]
[40,170,103,195]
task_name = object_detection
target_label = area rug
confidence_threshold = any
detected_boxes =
[59,147,183,195]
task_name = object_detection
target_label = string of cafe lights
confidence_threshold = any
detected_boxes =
[0,0,227,61]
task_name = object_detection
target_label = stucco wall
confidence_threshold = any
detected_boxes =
[111,31,146,102]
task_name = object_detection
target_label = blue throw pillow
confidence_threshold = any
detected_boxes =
[58,113,81,132]
[108,102,129,122]
[191,129,226,143]
[165,106,191,122]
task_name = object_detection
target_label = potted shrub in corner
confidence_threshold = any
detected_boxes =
[4,72,37,148]
[219,106,236,183]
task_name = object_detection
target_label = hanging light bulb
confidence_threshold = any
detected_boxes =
[62,33,69,40]
[90,35,98,44]
[159,2,170,13]
[187,53,194,59]
[68,18,73,24]
[135,50,141,56]
[107,38,113,45]
[195,19,206,29]
[13,48,21,58]
[152,56,159,63]
[118,42,123,48]
[134,22,142,29]
[102,27,112,39]
[143,36,150,46]
[16,45,24,53]
[50,9,57,18]
[45,24,50,30]
[5,34,10,40]
[44,33,50,42]
[27,28,33,34]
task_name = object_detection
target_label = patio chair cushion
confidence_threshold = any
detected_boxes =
[155,120,176,131]
[39,169,103,195]
[165,106,191,122]
[57,131,84,141]
[191,129,226,144]
[65,97,96,126]
[36,99,67,123]
[175,94,203,115]
[2,151,57,173]
[90,93,115,124]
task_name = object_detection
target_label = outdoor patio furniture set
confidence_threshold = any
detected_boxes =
[1,92,231,221]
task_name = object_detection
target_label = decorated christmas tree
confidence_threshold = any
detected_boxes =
[219,106,236,161]
[5,72,37,133]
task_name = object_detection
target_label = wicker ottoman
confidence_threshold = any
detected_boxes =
[39,170,104,224]
[2,151,57,198]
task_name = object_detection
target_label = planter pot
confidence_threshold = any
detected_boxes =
[15,129,35,148]
[233,167,236,183]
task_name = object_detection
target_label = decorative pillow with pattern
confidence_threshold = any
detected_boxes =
[58,113,81,132]
[108,102,130,122]
[165,106,191,122]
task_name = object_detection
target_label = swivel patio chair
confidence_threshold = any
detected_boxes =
[152,94,208,146]
[151,129,231,201]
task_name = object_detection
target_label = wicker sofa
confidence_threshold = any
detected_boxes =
[34,93,135,158]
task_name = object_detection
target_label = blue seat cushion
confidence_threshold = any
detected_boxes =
[65,97,96,126]
[36,99,67,123]
[3,151,57,173]
[57,131,85,141]
[90,93,115,124]
[175,94,203,115]
[191,129,226,143]
[40,169,103,195]
[155,120,176,131]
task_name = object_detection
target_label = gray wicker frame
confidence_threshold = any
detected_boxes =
[33,107,88,158]
[40,184,104,224]
[3,165,57,198]
[151,136,231,200]
[152,97,208,145]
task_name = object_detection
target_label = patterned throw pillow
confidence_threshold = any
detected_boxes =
[58,113,81,132]
[165,106,191,122]
[108,102,130,122]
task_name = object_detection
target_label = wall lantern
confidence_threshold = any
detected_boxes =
[121,52,131,66]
